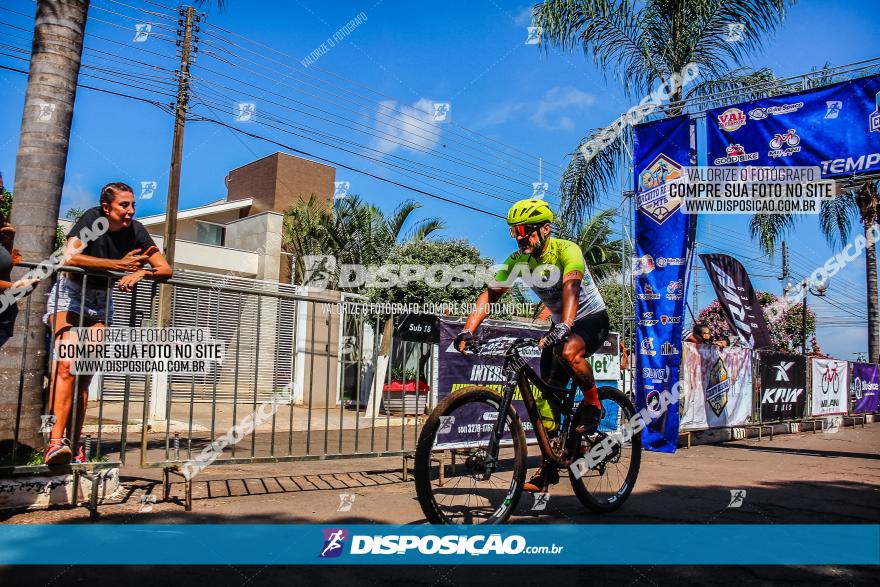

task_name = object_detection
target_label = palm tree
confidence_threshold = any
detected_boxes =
[532,0,791,226]
[0,0,226,458]
[751,180,880,362]
[282,195,444,290]
[0,0,89,458]
[559,208,631,282]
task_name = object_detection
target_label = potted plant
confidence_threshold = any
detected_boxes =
[383,366,429,415]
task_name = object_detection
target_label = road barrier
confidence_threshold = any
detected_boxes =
[0,265,436,511]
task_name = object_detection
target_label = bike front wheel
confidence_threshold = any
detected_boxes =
[415,386,527,524]
[569,386,642,513]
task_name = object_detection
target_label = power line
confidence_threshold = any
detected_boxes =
[188,81,541,204]
[193,44,563,198]
[188,114,506,219]
[189,93,518,208]
[197,19,567,177]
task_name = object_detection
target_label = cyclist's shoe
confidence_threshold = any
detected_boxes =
[44,438,73,465]
[73,443,85,464]
[523,462,560,493]
[574,403,602,435]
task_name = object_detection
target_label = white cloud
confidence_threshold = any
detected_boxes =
[530,86,596,130]
[472,102,526,130]
[513,6,535,26]
[370,98,442,156]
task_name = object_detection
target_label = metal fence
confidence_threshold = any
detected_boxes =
[0,265,436,510]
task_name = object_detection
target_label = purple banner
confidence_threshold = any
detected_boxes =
[437,319,545,448]
[851,362,879,414]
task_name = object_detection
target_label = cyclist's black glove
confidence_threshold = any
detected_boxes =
[454,329,474,353]
[542,322,571,348]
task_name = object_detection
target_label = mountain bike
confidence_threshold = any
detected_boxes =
[414,337,641,524]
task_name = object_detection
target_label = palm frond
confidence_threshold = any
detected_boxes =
[558,125,630,228]
[683,67,783,103]
[819,192,857,250]
[404,218,445,242]
[748,213,797,256]
[534,0,659,97]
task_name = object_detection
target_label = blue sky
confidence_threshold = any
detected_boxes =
[0,0,879,358]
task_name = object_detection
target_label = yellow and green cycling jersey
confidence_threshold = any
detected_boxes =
[494,237,606,322]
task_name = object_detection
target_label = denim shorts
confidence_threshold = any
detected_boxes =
[43,276,114,325]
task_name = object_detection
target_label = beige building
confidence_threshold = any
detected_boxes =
[67,153,356,411]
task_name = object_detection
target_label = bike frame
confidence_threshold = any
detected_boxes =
[484,343,583,472]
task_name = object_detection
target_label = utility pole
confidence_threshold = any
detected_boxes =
[147,6,197,426]
[158,5,198,327]
[779,241,789,281]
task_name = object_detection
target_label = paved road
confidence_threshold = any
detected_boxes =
[4,423,878,525]
[2,424,877,585]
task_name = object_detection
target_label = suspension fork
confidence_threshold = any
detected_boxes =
[483,374,518,475]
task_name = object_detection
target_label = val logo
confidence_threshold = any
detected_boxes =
[636,154,684,224]
[718,107,746,131]
[319,528,348,558]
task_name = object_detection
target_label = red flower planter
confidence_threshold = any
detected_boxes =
[382,380,430,415]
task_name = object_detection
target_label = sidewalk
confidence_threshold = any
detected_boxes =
[4,423,878,526]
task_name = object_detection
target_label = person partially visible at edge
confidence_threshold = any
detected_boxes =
[0,171,38,346]
[454,198,609,493]
[43,182,172,465]
[683,323,712,345]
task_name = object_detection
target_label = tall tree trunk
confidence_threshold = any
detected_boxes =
[858,181,880,363]
[0,0,89,460]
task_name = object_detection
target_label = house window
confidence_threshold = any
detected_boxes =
[196,221,225,246]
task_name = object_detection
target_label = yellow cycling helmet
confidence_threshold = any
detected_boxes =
[506,198,554,226]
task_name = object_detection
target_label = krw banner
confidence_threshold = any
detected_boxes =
[851,362,879,414]
[633,115,695,452]
[700,254,773,349]
[679,342,753,430]
[437,319,544,448]
[707,73,880,178]
[759,352,807,422]
[810,358,849,416]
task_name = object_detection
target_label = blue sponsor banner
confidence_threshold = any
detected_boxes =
[0,524,877,565]
[707,73,880,177]
[633,115,695,452]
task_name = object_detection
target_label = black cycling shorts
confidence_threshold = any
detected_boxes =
[540,309,610,387]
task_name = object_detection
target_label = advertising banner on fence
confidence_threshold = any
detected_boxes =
[851,362,879,414]
[759,352,807,421]
[699,254,773,349]
[679,342,753,430]
[810,358,849,416]
[707,73,880,178]
[588,331,621,381]
[437,319,544,448]
[633,114,695,452]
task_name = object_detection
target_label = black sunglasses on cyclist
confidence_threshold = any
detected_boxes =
[509,224,542,239]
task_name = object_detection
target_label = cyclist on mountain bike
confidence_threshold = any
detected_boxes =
[454,198,610,493]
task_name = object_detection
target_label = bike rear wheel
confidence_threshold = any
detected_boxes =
[569,386,641,513]
[415,386,527,525]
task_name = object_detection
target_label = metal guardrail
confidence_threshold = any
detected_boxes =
[1,264,436,505]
